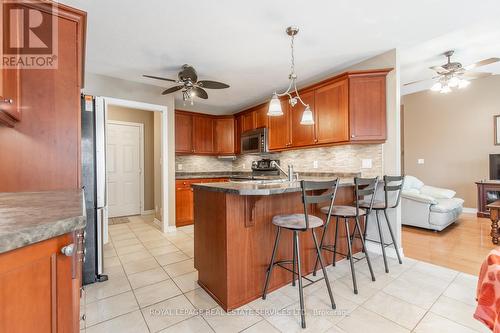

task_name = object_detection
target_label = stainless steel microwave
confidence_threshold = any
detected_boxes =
[241,128,268,154]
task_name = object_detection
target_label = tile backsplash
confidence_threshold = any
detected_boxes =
[176,144,383,177]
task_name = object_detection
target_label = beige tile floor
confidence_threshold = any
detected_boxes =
[81,215,488,333]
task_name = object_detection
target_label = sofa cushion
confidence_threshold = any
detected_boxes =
[430,198,465,213]
[420,185,456,199]
[403,176,424,191]
[402,192,438,205]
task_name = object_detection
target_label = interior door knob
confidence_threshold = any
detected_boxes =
[60,244,75,256]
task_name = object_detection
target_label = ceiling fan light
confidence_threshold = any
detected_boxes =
[458,79,470,89]
[430,82,442,92]
[448,77,460,88]
[300,105,314,125]
[440,85,451,94]
[267,93,283,116]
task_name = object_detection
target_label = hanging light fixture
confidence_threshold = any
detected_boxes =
[268,26,314,125]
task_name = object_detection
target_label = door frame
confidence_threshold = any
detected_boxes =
[96,96,170,234]
[106,120,145,217]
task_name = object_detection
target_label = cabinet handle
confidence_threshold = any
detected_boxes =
[0,97,13,104]
[60,244,75,256]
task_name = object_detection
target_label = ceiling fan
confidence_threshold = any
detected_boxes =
[404,50,500,93]
[143,64,230,103]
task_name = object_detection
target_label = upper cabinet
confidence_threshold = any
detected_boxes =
[314,79,349,144]
[175,110,235,155]
[268,99,291,150]
[175,112,193,153]
[241,112,255,133]
[348,73,387,141]
[290,90,316,147]
[254,104,268,129]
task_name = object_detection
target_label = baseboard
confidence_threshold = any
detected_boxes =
[164,225,177,233]
[462,207,477,214]
[365,240,405,259]
[142,209,155,215]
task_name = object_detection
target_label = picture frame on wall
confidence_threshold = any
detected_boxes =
[495,115,500,145]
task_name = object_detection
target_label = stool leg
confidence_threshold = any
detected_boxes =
[344,218,358,294]
[313,216,330,276]
[294,231,306,329]
[262,227,281,300]
[312,229,336,310]
[362,213,370,253]
[375,210,389,273]
[292,233,297,286]
[332,216,339,267]
[355,216,376,282]
[384,209,403,264]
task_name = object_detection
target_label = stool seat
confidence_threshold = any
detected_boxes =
[359,200,385,209]
[272,214,324,229]
[320,205,366,217]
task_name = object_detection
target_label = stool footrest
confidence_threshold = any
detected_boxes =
[267,259,325,285]
[319,245,367,263]
[365,238,395,248]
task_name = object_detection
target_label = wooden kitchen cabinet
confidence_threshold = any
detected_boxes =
[0,231,83,332]
[314,79,349,144]
[349,73,387,141]
[241,112,255,133]
[268,98,291,150]
[290,90,316,147]
[254,104,268,129]
[175,112,193,153]
[176,178,229,226]
[234,116,242,154]
[215,117,234,155]
[192,115,214,154]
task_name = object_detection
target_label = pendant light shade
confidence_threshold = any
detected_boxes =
[458,79,470,89]
[300,105,314,125]
[267,93,283,116]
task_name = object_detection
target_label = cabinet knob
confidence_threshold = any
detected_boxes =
[60,243,75,256]
[0,97,13,104]
[351,134,355,138]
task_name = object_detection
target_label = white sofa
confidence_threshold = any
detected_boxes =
[401,176,464,231]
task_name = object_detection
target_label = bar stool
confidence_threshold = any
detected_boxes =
[262,179,339,329]
[360,175,404,273]
[313,177,378,294]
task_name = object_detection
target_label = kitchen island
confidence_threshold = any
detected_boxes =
[192,179,362,311]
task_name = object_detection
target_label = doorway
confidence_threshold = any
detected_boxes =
[106,121,143,218]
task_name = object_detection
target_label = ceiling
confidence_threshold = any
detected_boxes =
[62,0,500,114]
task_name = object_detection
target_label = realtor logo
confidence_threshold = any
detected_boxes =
[1,0,58,69]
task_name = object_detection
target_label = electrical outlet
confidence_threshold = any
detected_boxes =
[417,159,425,165]
[177,163,183,171]
[313,161,319,169]
[361,159,372,169]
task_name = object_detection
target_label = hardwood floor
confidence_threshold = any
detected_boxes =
[402,213,496,276]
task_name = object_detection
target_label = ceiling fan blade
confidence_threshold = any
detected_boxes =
[403,75,440,86]
[462,71,492,79]
[429,66,449,74]
[180,65,198,82]
[192,87,208,99]
[161,86,184,95]
[197,80,230,89]
[143,74,177,82]
[464,58,500,70]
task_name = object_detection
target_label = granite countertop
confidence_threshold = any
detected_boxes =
[192,176,356,195]
[0,190,86,254]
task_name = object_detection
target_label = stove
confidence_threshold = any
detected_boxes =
[230,159,281,181]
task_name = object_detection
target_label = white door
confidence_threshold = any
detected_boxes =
[107,122,142,217]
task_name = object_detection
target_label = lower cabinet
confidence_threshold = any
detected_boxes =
[175,178,229,227]
[0,231,83,333]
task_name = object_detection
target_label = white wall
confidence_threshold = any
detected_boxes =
[84,73,177,230]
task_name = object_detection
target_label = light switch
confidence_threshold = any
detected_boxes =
[361,159,372,169]
[417,159,425,165]
[177,163,183,170]
[313,161,319,169]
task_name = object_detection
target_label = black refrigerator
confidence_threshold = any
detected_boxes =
[81,94,108,284]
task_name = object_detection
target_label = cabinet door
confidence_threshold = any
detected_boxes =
[241,112,255,133]
[234,116,242,154]
[192,115,214,154]
[176,181,194,226]
[315,79,349,144]
[215,118,234,155]
[254,104,268,129]
[0,233,76,333]
[268,99,291,150]
[290,90,316,147]
[349,75,386,141]
[0,1,22,124]
[175,113,193,153]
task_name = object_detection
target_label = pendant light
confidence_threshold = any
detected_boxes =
[267,26,314,125]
